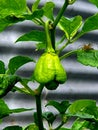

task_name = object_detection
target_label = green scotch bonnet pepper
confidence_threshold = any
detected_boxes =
[33,52,67,89]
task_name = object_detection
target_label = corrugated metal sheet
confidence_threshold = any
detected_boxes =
[0,0,98,129]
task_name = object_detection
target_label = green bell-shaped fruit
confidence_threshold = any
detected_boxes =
[33,52,67,88]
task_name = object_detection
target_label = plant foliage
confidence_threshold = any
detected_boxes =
[0,0,98,130]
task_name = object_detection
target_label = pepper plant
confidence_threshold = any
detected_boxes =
[0,0,98,130]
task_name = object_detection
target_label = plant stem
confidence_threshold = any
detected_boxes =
[35,94,44,130]
[14,86,31,95]
[39,18,45,26]
[60,49,78,60]
[33,18,45,26]
[50,0,69,50]
[53,0,69,28]
[71,33,83,43]
[35,84,44,130]
[20,80,35,96]
[50,27,55,50]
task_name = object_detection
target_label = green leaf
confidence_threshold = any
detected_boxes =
[0,99,10,119]
[24,9,44,20]
[16,30,46,43]
[66,99,97,119]
[59,128,70,130]
[89,0,98,8]
[0,9,44,32]
[36,42,46,50]
[77,13,98,37]
[42,112,56,125]
[10,108,33,113]
[0,1,43,32]
[58,16,82,40]
[3,125,22,130]
[46,100,70,114]
[0,61,5,74]
[25,123,39,130]
[42,2,55,20]
[0,99,33,120]
[71,119,89,130]
[77,50,98,67]
[0,15,24,32]
[32,0,40,12]
[0,0,27,18]
[31,9,44,19]
[0,75,20,98]
[8,56,35,74]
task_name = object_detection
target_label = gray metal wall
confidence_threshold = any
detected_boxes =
[0,0,98,129]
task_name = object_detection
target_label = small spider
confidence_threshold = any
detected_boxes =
[82,43,93,51]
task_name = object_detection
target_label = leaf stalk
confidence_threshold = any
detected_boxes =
[60,49,78,60]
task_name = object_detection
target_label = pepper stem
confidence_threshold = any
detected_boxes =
[45,20,55,53]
